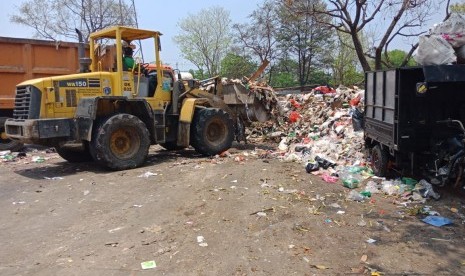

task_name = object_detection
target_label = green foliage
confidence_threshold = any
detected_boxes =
[309,69,332,85]
[339,66,364,86]
[270,72,298,87]
[384,49,417,68]
[451,4,465,14]
[189,69,206,80]
[330,31,364,86]
[220,53,257,79]
[269,57,299,87]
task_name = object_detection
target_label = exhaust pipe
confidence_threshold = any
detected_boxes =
[75,28,91,73]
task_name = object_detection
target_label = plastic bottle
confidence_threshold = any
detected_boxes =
[364,180,381,194]
[347,190,365,201]
[360,191,372,198]
[341,173,361,189]
[381,180,398,195]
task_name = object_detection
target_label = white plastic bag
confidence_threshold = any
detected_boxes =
[414,35,456,65]
[431,13,465,48]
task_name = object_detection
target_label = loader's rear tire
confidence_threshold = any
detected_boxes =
[90,114,150,170]
[190,108,234,156]
[55,142,93,163]
[371,144,388,177]
[0,117,23,151]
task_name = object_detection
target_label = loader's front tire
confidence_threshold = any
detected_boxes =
[371,144,388,177]
[0,117,23,151]
[55,142,93,163]
[190,108,234,156]
[90,114,150,170]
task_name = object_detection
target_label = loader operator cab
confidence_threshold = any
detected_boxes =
[89,26,167,102]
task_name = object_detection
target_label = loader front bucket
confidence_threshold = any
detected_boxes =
[221,83,273,122]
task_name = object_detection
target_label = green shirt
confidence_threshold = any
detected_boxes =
[123,56,135,70]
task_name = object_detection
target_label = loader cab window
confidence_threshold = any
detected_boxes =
[148,71,157,97]
[147,69,175,97]
[162,71,174,90]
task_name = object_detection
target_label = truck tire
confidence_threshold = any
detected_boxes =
[190,108,234,156]
[90,114,150,170]
[55,142,93,163]
[371,145,389,177]
[0,117,24,151]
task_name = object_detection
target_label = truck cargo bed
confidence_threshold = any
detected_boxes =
[365,65,465,154]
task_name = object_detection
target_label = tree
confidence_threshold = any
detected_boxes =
[451,2,465,13]
[285,0,451,71]
[11,0,136,41]
[331,31,364,86]
[220,53,257,79]
[382,49,417,68]
[189,69,206,80]
[276,0,334,86]
[269,57,299,87]
[232,1,278,83]
[174,7,231,78]
[308,68,332,85]
[232,0,278,64]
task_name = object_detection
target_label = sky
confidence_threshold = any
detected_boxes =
[0,0,460,71]
[0,0,262,71]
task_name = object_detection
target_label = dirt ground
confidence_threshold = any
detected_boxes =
[1,143,465,276]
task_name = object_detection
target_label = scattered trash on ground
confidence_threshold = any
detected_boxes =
[32,156,45,163]
[422,216,453,227]
[44,176,64,180]
[346,190,366,202]
[196,236,208,247]
[310,264,328,270]
[138,171,158,178]
[366,238,377,244]
[140,260,157,269]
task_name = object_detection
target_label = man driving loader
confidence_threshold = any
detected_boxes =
[122,41,136,71]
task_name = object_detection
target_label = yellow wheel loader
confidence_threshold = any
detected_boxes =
[5,26,275,170]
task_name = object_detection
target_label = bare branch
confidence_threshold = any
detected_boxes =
[400,42,419,67]
[10,0,136,41]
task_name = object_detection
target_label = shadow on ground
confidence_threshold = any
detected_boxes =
[13,142,276,180]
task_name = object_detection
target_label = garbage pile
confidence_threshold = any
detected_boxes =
[222,78,282,119]
[248,85,365,168]
[415,13,465,65]
[246,85,450,204]
[197,77,282,122]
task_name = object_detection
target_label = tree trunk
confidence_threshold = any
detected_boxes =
[352,31,371,72]
[374,47,383,70]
